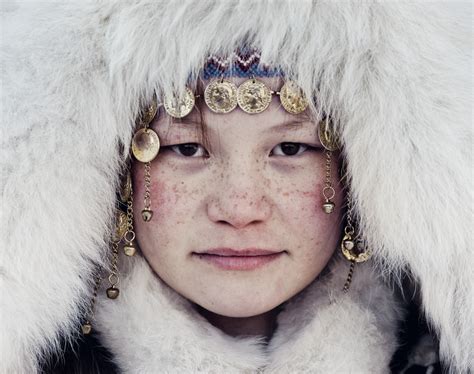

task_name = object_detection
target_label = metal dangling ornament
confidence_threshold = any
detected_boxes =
[204,79,238,114]
[278,81,309,115]
[318,119,339,152]
[131,97,161,222]
[341,196,372,292]
[237,78,273,114]
[163,87,195,118]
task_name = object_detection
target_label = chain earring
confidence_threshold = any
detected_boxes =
[318,119,339,213]
[341,195,371,292]
[322,150,335,213]
[131,97,160,222]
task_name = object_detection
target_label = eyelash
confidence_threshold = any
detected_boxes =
[162,142,318,158]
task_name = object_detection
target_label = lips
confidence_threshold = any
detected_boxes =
[192,248,285,271]
[199,248,282,256]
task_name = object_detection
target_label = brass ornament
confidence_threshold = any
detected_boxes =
[322,201,335,214]
[119,172,132,204]
[318,120,339,151]
[340,234,371,263]
[279,81,309,114]
[140,96,158,126]
[204,79,238,114]
[106,286,119,299]
[163,87,195,118]
[132,128,160,163]
[141,208,153,222]
[237,79,272,114]
[81,323,92,335]
[112,209,128,243]
[124,243,137,257]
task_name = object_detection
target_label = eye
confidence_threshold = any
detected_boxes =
[271,142,309,156]
[170,143,208,158]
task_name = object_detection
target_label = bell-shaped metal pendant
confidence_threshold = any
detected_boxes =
[81,323,92,335]
[124,242,137,257]
[343,239,355,250]
[106,286,119,299]
[141,208,153,222]
[322,201,335,214]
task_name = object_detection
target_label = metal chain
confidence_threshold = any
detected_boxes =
[344,193,355,236]
[83,271,102,326]
[322,150,335,201]
[124,189,136,244]
[108,241,120,287]
[144,162,152,211]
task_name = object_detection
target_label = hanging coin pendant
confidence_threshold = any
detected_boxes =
[279,81,309,114]
[141,208,153,222]
[204,80,238,113]
[81,323,92,335]
[163,87,195,118]
[322,201,335,214]
[132,128,160,163]
[141,96,158,125]
[237,79,272,114]
[124,243,137,257]
[106,287,119,299]
[112,210,128,242]
[318,120,339,151]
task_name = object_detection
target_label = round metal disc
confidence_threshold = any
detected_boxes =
[204,80,238,114]
[163,87,195,118]
[237,79,272,114]
[317,120,339,151]
[279,81,309,115]
[131,128,160,163]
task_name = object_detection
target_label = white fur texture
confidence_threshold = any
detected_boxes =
[1,1,472,373]
[94,253,401,373]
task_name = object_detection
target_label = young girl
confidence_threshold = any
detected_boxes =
[1,2,471,373]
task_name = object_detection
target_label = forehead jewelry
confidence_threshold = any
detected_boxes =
[162,78,309,118]
[131,97,160,222]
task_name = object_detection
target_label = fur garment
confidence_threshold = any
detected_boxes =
[93,254,401,373]
[0,1,472,373]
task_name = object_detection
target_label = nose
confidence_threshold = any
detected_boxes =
[207,167,272,229]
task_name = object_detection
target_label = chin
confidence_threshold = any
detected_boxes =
[195,294,284,318]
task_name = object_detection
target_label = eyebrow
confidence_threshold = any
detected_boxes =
[167,119,316,135]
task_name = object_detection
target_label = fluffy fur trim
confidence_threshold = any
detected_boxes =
[1,1,471,372]
[94,254,401,373]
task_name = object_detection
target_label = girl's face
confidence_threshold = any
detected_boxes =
[133,78,343,318]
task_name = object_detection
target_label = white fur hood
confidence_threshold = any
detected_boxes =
[93,254,400,373]
[0,1,472,373]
